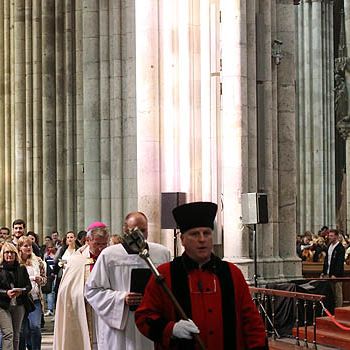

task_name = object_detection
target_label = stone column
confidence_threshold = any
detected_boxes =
[296,1,306,231]
[311,1,325,228]
[10,2,16,221]
[218,0,301,282]
[135,0,160,242]
[14,0,26,219]
[64,0,76,230]
[344,0,350,117]
[158,0,182,203]
[82,0,101,225]
[56,0,65,233]
[296,0,335,234]
[75,0,85,231]
[299,1,312,231]
[277,0,301,279]
[121,1,137,214]
[109,1,123,232]
[245,0,257,193]
[325,2,335,225]
[4,1,12,225]
[25,0,33,229]
[32,0,43,234]
[190,0,203,200]
[323,0,335,227]
[220,1,246,265]
[157,1,186,252]
[156,0,224,251]
[255,1,277,280]
[337,119,350,233]
[241,0,258,278]
[99,0,111,225]
[42,0,57,234]
[0,2,4,224]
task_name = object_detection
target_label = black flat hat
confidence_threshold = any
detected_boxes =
[172,201,218,233]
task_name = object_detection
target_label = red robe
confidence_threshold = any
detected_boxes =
[135,254,268,350]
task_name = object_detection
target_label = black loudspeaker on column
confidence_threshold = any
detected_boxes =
[161,192,187,229]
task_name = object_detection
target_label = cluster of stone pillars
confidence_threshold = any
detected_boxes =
[337,1,350,235]
[0,1,126,237]
[295,0,336,235]
[135,0,301,282]
[0,0,302,283]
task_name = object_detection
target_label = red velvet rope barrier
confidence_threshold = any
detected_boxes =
[321,303,350,331]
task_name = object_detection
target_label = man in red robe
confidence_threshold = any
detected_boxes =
[135,201,268,350]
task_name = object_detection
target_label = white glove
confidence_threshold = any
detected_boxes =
[172,319,200,339]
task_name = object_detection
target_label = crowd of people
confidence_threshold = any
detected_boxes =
[0,221,121,350]
[297,226,349,308]
[0,202,269,350]
[4,216,350,349]
[296,225,350,264]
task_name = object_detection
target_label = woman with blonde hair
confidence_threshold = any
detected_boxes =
[0,242,31,350]
[17,236,46,350]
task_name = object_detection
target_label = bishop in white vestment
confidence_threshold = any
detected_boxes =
[53,222,109,350]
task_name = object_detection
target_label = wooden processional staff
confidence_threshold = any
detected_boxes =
[121,228,206,350]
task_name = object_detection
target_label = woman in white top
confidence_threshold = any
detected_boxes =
[17,236,46,350]
[59,231,77,266]
[53,231,78,296]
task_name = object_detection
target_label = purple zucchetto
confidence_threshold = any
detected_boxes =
[86,221,107,232]
[172,201,217,234]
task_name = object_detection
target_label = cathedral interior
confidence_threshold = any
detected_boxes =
[0,0,349,284]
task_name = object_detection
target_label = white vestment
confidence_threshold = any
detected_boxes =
[53,245,97,350]
[85,242,171,350]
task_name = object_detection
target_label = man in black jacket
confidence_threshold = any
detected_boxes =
[322,229,345,307]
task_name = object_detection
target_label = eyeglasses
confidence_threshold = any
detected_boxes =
[4,251,16,255]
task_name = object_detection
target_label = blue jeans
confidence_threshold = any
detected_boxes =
[46,292,55,312]
[44,281,55,312]
[19,300,42,350]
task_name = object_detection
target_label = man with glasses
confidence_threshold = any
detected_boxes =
[136,202,268,350]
